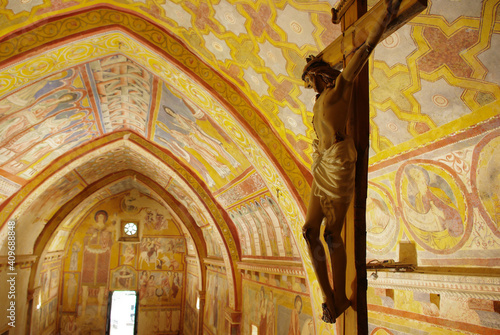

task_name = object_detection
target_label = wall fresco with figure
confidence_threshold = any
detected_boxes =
[184,262,200,335]
[0,68,98,182]
[30,257,61,335]
[203,268,229,335]
[154,83,249,190]
[367,127,500,267]
[241,272,313,335]
[57,189,186,334]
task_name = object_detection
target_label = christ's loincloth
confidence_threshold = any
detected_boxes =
[312,137,357,204]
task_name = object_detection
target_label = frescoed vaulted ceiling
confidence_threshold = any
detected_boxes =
[0,0,499,328]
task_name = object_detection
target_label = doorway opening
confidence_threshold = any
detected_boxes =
[107,291,138,335]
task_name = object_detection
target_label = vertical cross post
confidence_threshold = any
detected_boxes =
[341,0,369,333]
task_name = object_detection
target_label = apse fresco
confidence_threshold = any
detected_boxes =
[138,270,183,305]
[137,237,185,271]
[138,308,182,334]
[241,275,313,335]
[62,272,80,312]
[110,265,137,291]
[58,190,187,334]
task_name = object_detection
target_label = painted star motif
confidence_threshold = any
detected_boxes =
[417,26,478,78]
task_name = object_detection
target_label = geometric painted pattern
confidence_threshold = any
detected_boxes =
[0,1,499,333]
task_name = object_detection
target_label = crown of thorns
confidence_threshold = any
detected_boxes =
[302,55,340,81]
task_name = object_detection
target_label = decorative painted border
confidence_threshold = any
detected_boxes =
[368,271,500,300]
[237,260,305,277]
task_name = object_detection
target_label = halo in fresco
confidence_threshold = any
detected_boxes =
[366,182,399,255]
[471,130,500,238]
[396,160,470,254]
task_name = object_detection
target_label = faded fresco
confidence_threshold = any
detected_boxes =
[366,182,399,255]
[167,178,210,227]
[367,127,500,266]
[367,285,500,333]
[241,276,313,335]
[154,83,248,189]
[0,68,97,178]
[473,130,500,238]
[138,308,182,334]
[57,189,186,334]
[204,269,229,335]
[88,55,153,136]
[228,194,299,259]
[184,269,200,335]
[397,162,467,252]
[202,226,224,258]
[17,171,83,229]
[31,258,61,335]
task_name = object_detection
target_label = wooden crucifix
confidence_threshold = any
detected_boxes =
[301,0,426,333]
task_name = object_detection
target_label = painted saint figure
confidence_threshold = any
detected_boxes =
[301,0,403,323]
[258,286,267,335]
[288,295,302,335]
[65,273,77,310]
[266,290,275,335]
[81,210,113,285]
[402,164,463,250]
[69,242,81,271]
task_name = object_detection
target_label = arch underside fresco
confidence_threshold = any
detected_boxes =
[0,6,322,333]
[1,1,500,334]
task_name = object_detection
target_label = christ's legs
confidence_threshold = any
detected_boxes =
[322,199,351,315]
[302,183,336,317]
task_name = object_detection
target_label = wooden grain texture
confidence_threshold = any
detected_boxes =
[320,0,428,69]
[314,1,428,332]
[340,1,368,333]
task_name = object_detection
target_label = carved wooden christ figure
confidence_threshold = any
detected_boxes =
[301,0,403,324]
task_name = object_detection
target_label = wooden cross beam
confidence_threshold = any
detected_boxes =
[320,0,428,69]
[314,0,427,333]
